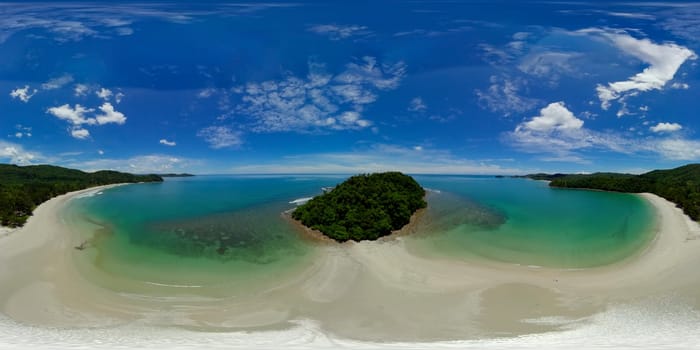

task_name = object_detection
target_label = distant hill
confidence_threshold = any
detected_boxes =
[158,173,195,177]
[0,164,163,227]
[520,164,700,221]
[292,172,426,242]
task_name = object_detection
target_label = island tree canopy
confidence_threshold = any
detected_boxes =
[292,172,426,242]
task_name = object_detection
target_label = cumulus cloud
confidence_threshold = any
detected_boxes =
[308,24,371,40]
[46,104,95,125]
[408,97,427,112]
[230,57,405,132]
[9,85,37,102]
[96,87,113,100]
[71,128,90,139]
[650,122,682,133]
[197,126,243,149]
[159,139,176,146]
[95,102,126,125]
[41,74,73,90]
[508,102,631,161]
[582,29,697,111]
[47,102,126,139]
[507,102,700,162]
[0,140,37,164]
[516,101,584,132]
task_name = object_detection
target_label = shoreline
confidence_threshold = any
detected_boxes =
[0,183,128,239]
[0,184,700,346]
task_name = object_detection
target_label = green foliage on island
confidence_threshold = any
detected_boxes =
[544,164,700,221]
[517,173,569,181]
[0,164,163,227]
[291,172,427,242]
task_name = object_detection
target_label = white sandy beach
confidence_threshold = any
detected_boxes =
[1,187,700,349]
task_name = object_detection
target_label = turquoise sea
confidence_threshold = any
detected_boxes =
[64,175,655,290]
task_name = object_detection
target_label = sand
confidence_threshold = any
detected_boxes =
[1,187,700,348]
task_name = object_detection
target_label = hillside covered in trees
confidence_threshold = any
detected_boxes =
[292,172,426,242]
[525,164,700,221]
[0,164,162,227]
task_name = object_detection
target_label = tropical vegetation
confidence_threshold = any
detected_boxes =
[526,164,700,221]
[0,164,162,227]
[292,172,426,242]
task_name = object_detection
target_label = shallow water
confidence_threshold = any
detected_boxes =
[407,176,655,268]
[66,175,656,291]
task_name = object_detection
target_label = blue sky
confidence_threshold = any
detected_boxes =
[1,1,699,174]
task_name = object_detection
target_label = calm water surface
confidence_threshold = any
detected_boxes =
[64,175,655,290]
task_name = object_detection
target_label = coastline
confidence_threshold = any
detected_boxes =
[1,184,700,346]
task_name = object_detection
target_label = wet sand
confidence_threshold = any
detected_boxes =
[1,187,700,348]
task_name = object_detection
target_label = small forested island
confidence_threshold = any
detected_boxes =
[292,172,426,242]
[157,173,196,177]
[0,164,163,227]
[521,164,700,221]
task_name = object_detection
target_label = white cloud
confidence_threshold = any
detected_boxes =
[197,126,243,149]
[0,140,37,165]
[41,74,73,90]
[582,29,696,110]
[603,11,655,20]
[650,122,682,133]
[67,154,192,174]
[47,102,126,138]
[516,101,584,132]
[9,85,37,102]
[96,87,113,100]
[95,102,126,125]
[159,139,176,146]
[518,51,581,85]
[508,102,632,161]
[671,82,689,89]
[230,57,405,132]
[197,88,216,98]
[654,139,700,160]
[507,101,700,162]
[308,24,371,40]
[408,97,427,112]
[115,92,124,104]
[74,83,89,96]
[46,104,95,125]
[71,128,90,139]
[475,75,539,116]
[98,149,104,155]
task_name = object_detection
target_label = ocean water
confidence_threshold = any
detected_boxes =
[408,176,655,268]
[65,175,655,290]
